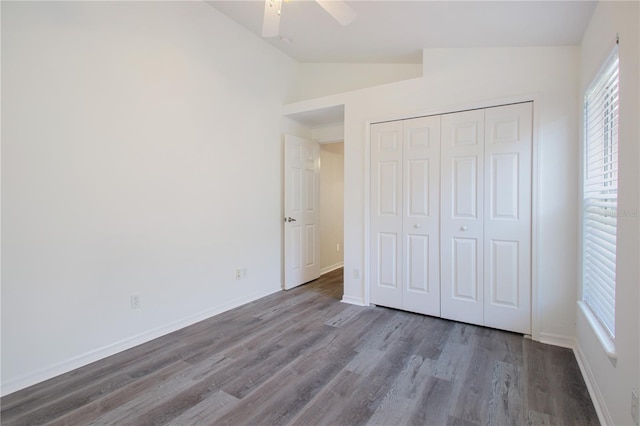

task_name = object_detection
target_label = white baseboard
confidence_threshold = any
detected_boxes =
[539,332,576,349]
[320,262,344,275]
[537,332,611,426]
[341,295,366,306]
[574,343,614,426]
[1,285,282,397]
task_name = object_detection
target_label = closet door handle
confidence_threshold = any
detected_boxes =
[414,224,421,229]
[460,226,467,231]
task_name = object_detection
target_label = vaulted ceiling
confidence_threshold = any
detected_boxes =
[207,0,597,63]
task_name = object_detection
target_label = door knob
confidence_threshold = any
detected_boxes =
[284,217,297,223]
[460,226,467,231]
[414,224,421,229]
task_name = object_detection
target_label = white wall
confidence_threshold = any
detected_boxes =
[576,2,640,425]
[1,1,308,394]
[295,63,422,102]
[319,143,344,272]
[312,124,344,144]
[285,46,581,340]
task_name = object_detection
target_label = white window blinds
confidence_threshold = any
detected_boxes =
[582,46,619,338]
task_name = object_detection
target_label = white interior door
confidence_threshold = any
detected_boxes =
[284,135,320,290]
[370,121,403,310]
[483,103,532,334]
[402,116,441,316]
[441,109,485,326]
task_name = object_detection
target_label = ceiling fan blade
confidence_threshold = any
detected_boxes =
[262,0,282,38]
[315,0,356,26]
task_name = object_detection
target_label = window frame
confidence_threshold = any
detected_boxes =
[580,45,619,358]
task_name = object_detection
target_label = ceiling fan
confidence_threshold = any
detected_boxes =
[262,0,357,38]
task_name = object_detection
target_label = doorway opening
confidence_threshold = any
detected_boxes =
[319,141,344,276]
[283,105,345,298]
[318,141,344,298]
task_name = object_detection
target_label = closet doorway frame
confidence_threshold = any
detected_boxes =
[363,94,541,341]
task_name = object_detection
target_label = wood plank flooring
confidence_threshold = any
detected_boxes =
[1,268,598,425]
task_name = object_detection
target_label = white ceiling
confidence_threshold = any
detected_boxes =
[207,0,597,63]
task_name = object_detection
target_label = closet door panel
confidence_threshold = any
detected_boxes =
[452,237,479,300]
[441,110,485,326]
[403,116,441,316]
[453,156,479,217]
[484,102,532,334]
[370,121,403,310]
[377,232,399,287]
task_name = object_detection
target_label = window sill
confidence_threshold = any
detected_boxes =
[577,301,617,360]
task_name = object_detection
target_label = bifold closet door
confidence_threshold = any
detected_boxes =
[372,102,532,333]
[441,110,486,326]
[483,102,532,334]
[370,117,441,316]
[441,103,532,333]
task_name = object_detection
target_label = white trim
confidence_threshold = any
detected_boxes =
[367,94,540,126]
[574,342,615,426]
[530,96,542,342]
[539,332,576,349]
[0,285,282,397]
[577,301,617,359]
[320,262,344,275]
[363,119,372,306]
[341,295,366,306]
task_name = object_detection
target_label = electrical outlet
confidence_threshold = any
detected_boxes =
[131,295,141,310]
[353,269,360,279]
[336,243,340,252]
[632,388,639,425]
[235,269,242,280]
[242,268,248,279]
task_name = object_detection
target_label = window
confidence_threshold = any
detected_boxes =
[582,46,619,339]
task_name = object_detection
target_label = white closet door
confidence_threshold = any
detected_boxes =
[370,121,403,310]
[483,103,532,334]
[441,110,485,326]
[402,116,441,316]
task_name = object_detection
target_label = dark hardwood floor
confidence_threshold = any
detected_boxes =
[1,268,598,425]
